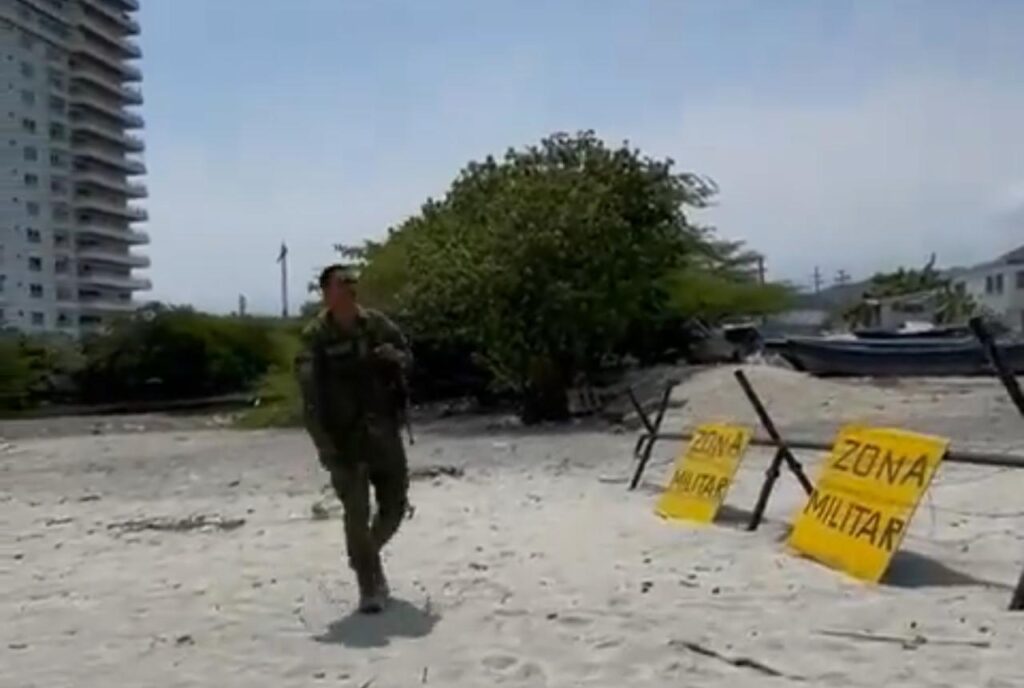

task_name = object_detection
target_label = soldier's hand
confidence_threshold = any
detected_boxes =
[374,343,404,365]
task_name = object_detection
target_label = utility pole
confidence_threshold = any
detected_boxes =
[238,294,247,318]
[812,266,823,294]
[835,269,851,287]
[277,242,289,319]
[756,255,766,285]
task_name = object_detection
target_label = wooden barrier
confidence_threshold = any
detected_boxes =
[628,347,1024,610]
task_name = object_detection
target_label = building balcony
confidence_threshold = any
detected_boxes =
[73,144,146,175]
[71,67,143,105]
[70,91,144,128]
[71,40,142,81]
[77,247,150,268]
[73,120,145,152]
[77,296,140,314]
[79,13,143,58]
[76,197,148,221]
[80,0,140,30]
[21,0,69,23]
[77,271,151,291]
[76,222,150,245]
[75,171,147,198]
[11,3,73,42]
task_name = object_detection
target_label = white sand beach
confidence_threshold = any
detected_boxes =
[4,366,1024,687]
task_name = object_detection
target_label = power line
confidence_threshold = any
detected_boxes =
[812,266,823,293]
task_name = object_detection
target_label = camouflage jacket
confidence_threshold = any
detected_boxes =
[295,307,412,465]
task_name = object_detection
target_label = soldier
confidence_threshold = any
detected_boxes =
[295,264,412,614]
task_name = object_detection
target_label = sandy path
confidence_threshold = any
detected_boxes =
[4,367,1024,687]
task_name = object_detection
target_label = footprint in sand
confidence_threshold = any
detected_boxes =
[513,661,547,682]
[555,614,593,629]
[481,654,518,671]
[481,654,547,683]
[592,637,623,651]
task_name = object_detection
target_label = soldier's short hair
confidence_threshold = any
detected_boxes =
[318,264,358,290]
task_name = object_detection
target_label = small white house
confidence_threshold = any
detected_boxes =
[859,290,943,331]
[952,245,1024,332]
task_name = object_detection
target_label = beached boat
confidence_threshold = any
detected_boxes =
[776,336,1024,377]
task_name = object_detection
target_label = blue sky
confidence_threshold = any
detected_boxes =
[138,1,1024,313]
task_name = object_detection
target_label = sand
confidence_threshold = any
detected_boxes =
[3,366,1024,687]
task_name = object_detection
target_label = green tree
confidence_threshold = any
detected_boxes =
[664,267,793,321]
[339,131,789,421]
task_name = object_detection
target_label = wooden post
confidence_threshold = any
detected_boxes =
[277,242,289,319]
[746,447,788,532]
[627,384,679,491]
[970,317,1024,417]
[969,316,1024,610]
[733,370,814,530]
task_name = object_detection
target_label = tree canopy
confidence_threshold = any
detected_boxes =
[338,131,790,420]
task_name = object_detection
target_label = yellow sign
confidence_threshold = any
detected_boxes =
[656,423,753,523]
[788,425,948,582]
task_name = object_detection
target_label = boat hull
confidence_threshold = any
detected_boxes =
[853,326,970,340]
[780,337,1024,377]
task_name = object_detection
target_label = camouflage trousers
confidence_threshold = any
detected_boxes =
[327,422,409,595]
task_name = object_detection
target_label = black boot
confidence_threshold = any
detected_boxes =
[356,566,384,615]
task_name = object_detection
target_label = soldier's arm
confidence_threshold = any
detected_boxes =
[374,313,413,371]
[295,329,338,465]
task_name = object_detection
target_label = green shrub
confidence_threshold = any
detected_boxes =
[235,326,304,429]
[0,337,33,411]
[0,333,83,412]
[78,306,279,403]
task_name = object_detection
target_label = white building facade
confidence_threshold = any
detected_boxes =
[0,0,146,334]
[953,245,1024,333]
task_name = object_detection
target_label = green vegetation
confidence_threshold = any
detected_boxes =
[0,337,36,410]
[843,256,980,327]
[76,305,279,403]
[2,131,790,424]
[234,326,304,429]
[0,306,293,416]
[338,131,790,421]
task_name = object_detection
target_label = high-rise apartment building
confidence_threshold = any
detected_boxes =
[0,0,147,334]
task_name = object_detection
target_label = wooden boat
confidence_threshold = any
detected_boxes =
[777,336,1024,377]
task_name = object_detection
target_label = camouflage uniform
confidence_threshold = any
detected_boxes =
[295,307,411,601]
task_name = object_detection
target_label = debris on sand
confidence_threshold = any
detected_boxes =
[107,514,245,534]
[669,639,799,680]
[44,517,75,527]
[310,500,338,521]
[410,464,464,481]
[816,628,992,650]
